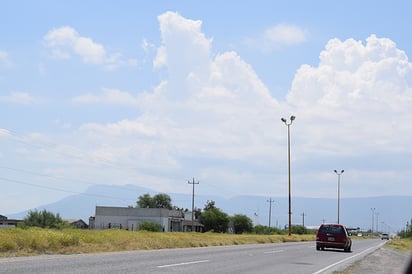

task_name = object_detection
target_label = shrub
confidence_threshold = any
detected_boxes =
[231,214,253,234]
[21,209,66,229]
[138,222,163,232]
[291,225,309,235]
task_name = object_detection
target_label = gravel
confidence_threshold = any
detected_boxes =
[340,246,412,274]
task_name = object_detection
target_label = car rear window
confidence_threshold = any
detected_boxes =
[319,225,344,234]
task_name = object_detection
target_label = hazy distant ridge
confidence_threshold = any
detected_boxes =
[8,184,411,232]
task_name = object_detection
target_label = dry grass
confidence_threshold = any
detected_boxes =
[0,228,315,257]
[385,237,412,252]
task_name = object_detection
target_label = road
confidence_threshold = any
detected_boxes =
[0,239,385,274]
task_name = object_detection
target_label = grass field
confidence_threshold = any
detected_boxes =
[385,237,412,252]
[3,228,409,258]
[0,228,315,257]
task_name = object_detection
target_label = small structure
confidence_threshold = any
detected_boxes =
[182,211,204,232]
[92,206,203,232]
[0,215,22,228]
[64,219,88,229]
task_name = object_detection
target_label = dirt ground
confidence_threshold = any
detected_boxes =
[340,246,412,274]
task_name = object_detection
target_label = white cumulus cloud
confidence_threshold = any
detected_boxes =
[24,13,412,199]
[288,34,412,156]
[72,88,140,107]
[245,23,308,52]
[43,26,136,70]
[264,23,308,45]
[0,91,37,105]
[0,50,12,66]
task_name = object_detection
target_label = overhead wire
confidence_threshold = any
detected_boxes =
[1,128,216,205]
[0,176,135,202]
[0,128,153,201]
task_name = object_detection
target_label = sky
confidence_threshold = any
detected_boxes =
[1,1,412,220]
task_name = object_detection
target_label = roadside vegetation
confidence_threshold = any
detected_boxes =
[0,228,315,257]
[388,217,412,251]
[0,195,318,257]
[386,238,412,252]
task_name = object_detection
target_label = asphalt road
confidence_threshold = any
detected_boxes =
[0,239,386,274]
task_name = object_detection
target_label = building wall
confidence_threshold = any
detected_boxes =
[94,206,183,232]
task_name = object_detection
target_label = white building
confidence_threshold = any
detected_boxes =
[91,206,202,232]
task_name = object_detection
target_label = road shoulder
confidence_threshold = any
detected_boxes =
[337,246,411,274]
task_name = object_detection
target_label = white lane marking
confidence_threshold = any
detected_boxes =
[157,260,210,268]
[312,242,386,274]
[264,250,284,254]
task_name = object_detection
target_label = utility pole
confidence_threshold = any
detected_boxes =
[267,198,275,232]
[301,212,306,227]
[188,178,199,232]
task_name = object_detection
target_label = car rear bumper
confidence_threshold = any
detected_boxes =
[316,241,349,249]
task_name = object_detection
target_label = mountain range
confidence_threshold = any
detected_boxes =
[7,184,411,233]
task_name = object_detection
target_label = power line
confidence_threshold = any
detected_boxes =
[0,176,135,202]
[0,128,171,194]
[0,165,143,194]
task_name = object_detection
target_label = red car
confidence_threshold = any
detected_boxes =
[316,224,352,252]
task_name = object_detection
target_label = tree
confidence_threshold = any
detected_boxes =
[200,201,229,233]
[136,193,173,209]
[203,200,216,211]
[137,193,156,208]
[153,193,172,209]
[231,214,253,234]
[22,209,66,229]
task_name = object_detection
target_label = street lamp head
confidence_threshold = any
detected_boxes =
[281,117,287,123]
[341,170,344,173]
[290,116,296,121]
[334,170,337,174]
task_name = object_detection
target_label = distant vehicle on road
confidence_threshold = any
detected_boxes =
[381,233,389,240]
[316,224,352,252]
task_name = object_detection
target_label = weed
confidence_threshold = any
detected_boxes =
[0,228,315,257]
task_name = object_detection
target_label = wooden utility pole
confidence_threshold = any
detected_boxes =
[301,212,306,227]
[188,178,199,232]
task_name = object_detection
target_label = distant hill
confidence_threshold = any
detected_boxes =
[7,184,411,232]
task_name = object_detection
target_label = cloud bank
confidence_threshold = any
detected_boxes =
[62,12,412,199]
[17,12,412,199]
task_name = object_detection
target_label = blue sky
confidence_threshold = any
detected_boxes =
[1,1,412,225]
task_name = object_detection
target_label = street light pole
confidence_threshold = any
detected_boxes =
[334,169,344,224]
[281,115,295,236]
[267,198,274,233]
[376,212,380,233]
[371,207,375,235]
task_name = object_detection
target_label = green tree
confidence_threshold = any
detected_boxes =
[22,209,65,229]
[137,193,156,208]
[136,193,173,209]
[200,204,229,233]
[231,214,253,234]
[203,200,216,211]
[153,193,172,209]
